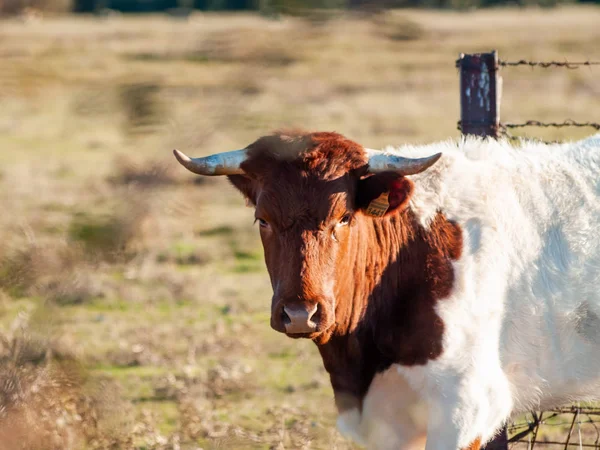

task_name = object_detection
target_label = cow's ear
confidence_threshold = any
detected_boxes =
[227,174,258,206]
[356,172,414,217]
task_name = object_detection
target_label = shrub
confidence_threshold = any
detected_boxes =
[68,210,146,262]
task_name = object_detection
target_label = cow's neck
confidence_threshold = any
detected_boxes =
[316,208,462,412]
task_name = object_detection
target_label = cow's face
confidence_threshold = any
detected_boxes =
[226,133,415,341]
[249,171,355,339]
[173,131,439,342]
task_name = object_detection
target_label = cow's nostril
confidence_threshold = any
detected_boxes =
[281,309,291,326]
[309,304,320,324]
[282,304,319,334]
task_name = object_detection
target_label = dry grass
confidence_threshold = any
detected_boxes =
[1,6,599,449]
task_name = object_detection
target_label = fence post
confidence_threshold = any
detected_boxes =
[458,49,507,450]
[458,50,501,138]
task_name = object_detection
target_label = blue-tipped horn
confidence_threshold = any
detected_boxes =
[365,149,442,176]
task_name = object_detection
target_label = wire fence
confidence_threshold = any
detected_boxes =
[499,60,600,69]
[457,56,600,143]
[507,406,600,449]
[500,120,600,143]
[457,119,600,143]
[455,58,600,69]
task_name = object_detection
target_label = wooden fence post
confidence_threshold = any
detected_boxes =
[458,49,507,450]
[458,50,501,138]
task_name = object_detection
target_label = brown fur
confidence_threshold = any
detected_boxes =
[463,438,482,450]
[228,130,463,414]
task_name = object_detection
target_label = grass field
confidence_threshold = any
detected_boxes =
[1,6,600,449]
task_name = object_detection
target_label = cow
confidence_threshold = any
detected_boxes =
[173,130,600,450]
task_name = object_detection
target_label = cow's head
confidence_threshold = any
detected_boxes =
[174,131,441,342]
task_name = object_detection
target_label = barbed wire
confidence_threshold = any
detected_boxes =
[503,120,600,131]
[500,120,600,144]
[506,407,600,449]
[456,119,600,144]
[499,59,600,69]
[457,119,600,133]
[455,58,600,69]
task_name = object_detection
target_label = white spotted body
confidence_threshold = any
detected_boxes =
[342,135,600,449]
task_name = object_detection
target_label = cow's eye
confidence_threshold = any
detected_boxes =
[338,214,352,226]
[256,218,269,228]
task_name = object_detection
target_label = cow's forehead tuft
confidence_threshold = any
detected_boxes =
[247,130,315,160]
[242,130,368,181]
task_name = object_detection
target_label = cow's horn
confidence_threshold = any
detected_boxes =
[172,149,247,175]
[365,149,442,176]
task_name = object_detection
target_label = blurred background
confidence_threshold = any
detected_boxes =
[0,0,599,448]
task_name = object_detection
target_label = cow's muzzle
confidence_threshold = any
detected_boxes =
[271,297,335,337]
[282,303,319,334]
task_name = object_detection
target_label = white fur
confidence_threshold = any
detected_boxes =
[337,366,428,449]
[356,135,600,449]
[337,408,366,446]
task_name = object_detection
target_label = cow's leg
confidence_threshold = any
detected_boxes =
[360,366,427,450]
[422,372,512,450]
[333,366,429,449]
[335,391,366,446]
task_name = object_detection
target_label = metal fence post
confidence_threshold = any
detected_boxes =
[458,50,501,138]
[458,49,507,450]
